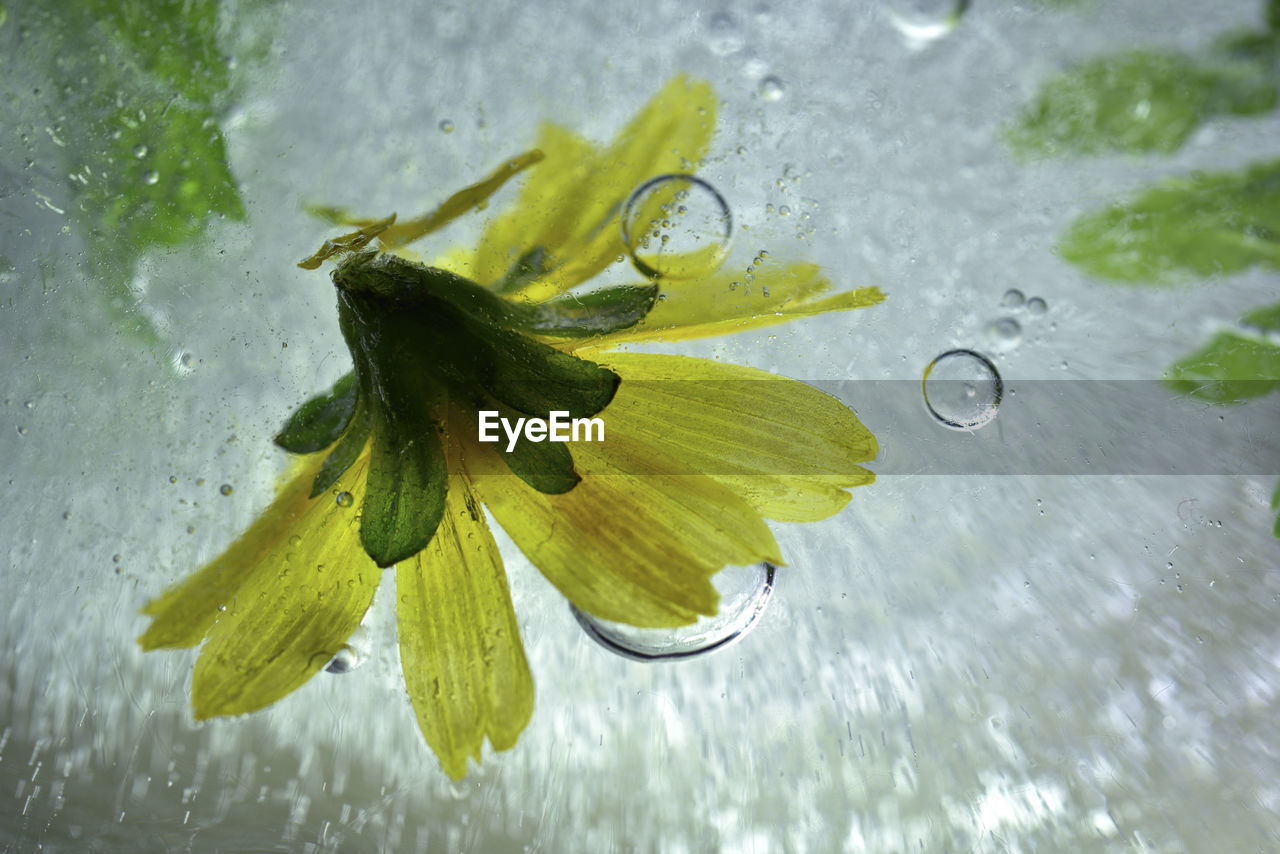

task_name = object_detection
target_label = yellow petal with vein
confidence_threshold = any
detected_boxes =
[475,75,717,297]
[595,353,877,522]
[568,263,885,350]
[190,454,381,719]
[396,472,533,780]
[139,455,326,650]
[465,432,781,629]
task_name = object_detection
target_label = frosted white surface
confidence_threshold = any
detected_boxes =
[3,0,1279,851]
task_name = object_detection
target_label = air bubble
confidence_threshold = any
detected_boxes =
[325,626,371,674]
[885,0,970,45]
[143,170,159,185]
[1001,288,1025,308]
[438,119,455,134]
[133,144,148,158]
[335,491,354,508]
[572,563,775,661]
[219,483,233,496]
[758,75,785,101]
[922,349,1003,431]
[987,317,1022,351]
[620,174,732,281]
[1026,297,1048,316]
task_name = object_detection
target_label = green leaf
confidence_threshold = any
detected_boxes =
[362,406,448,568]
[274,372,360,453]
[1059,160,1280,284]
[1164,330,1280,403]
[1271,0,1280,32]
[1005,50,1277,156]
[310,398,373,498]
[1272,481,1280,538]
[14,0,268,338]
[1242,301,1280,332]
[528,284,660,338]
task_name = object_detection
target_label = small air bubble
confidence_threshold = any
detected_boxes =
[758,75,785,101]
[438,119,455,134]
[219,484,233,496]
[133,144,148,158]
[336,491,354,508]
[1001,288,1025,308]
[1026,297,1048,316]
[143,170,159,185]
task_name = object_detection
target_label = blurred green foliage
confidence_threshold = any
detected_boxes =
[15,0,270,337]
[1058,160,1280,284]
[1006,50,1276,156]
[1023,1,1280,536]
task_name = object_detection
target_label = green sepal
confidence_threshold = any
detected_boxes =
[467,317,620,419]
[1059,160,1280,285]
[309,398,373,498]
[333,252,622,418]
[528,283,660,338]
[361,406,448,568]
[472,400,580,495]
[274,372,360,453]
[1164,331,1280,403]
[495,246,552,295]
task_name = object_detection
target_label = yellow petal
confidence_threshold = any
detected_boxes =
[139,455,326,650]
[190,454,381,719]
[396,470,534,780]
[475,75,718,298]
[465,430,782,629]
[379,149,545,250]
[568,262,885,350]
[594,353,877,522]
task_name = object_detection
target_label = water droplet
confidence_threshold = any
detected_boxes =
[133,144,148,158]
[219,483,233,496]
[1001,288,1025,308]
[758,75,785,101]
[922,349,1003,431]
[438,119,455,134]
[335,491,354,508]
[143,170,160,185]
[325,625,371,674]
[620,174,732,281]
[1026,296,1048,316]
[885,0,969,46]
[572,563,776,661]
[987,316,1022,350]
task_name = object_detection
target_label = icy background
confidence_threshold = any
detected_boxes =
[3,0,1280,851]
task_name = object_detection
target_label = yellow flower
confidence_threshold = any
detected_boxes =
[138,75,884,779]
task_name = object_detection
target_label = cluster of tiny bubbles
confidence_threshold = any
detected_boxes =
[987,289,1052,352]
[922,348,1003,431]
[570,563,776,661]
[758,75,785,101]
[335,490,354,508]
[884,0,971,45]
[620,174,733,281]
[325,624,371,674]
